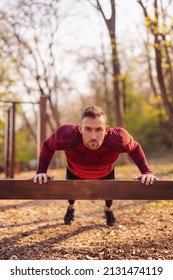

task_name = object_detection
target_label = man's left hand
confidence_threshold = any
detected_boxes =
[134,174,159,185]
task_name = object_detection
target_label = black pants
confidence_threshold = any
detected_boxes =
[66,168,115,208]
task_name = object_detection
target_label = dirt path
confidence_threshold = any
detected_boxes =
[0,199,173,259]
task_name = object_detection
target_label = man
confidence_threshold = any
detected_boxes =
[33,105,159,227]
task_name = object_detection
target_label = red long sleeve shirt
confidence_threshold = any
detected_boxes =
[37,124,152,179]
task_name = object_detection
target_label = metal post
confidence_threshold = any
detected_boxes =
[37,96,47,158]
[4,108,10,177]
[4,103,15,178]
[9,103,15,178]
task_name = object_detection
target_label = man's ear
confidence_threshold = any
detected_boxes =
[78,125,82,134]
[105,125,109,134]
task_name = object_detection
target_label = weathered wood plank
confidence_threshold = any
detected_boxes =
[0,180,173,200]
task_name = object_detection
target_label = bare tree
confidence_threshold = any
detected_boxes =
[88,0,124,127]
[0,0,72,134]
[137,0,173,140]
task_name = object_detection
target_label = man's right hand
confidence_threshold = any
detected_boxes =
[32,173,54,184]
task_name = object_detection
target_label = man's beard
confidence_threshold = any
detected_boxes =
[85,140,100,150]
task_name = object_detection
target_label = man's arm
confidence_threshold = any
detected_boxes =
[32,139,55,184]
[37,139,55,173]
[128,143,159,185]
[32,132,58,183]
[118,128,159,185]
[32,124,80,183]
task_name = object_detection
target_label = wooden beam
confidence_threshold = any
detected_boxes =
[0,180,173,200]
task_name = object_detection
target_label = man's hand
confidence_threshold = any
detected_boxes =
[31,173,54,184]
[134,174,159,185]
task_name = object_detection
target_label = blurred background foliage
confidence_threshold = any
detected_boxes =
[0,0,173,171]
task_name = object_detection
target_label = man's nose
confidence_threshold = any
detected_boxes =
[91,131,97,139]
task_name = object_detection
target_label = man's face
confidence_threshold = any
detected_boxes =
[79,116,107,150]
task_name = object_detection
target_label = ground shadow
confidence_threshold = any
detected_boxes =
[0,222,105,259]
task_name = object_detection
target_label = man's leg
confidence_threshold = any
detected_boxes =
[105,200,112,210]
[64,200,75,225]
[64,169,78,225]
[103,170,116,227]
[104,199,116,227]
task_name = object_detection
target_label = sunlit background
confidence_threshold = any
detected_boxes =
[0,0,173,173]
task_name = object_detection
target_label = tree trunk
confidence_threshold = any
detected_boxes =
[137,0,173,144]
[97,0,124,127]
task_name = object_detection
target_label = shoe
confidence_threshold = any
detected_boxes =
[64,207,75,225]
[105,210,116,227]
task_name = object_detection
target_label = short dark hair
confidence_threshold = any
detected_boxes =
[81,105,107,122]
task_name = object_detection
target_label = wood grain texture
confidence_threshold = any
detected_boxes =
[0,180,173,200]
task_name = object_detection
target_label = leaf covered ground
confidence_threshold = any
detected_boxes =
[0,161,173,260]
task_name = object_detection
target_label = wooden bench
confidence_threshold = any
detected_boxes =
[0,179,173,200]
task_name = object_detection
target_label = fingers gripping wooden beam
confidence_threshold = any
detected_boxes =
[0,180,173,200]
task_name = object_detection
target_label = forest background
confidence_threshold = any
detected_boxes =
[0,0,173,172]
